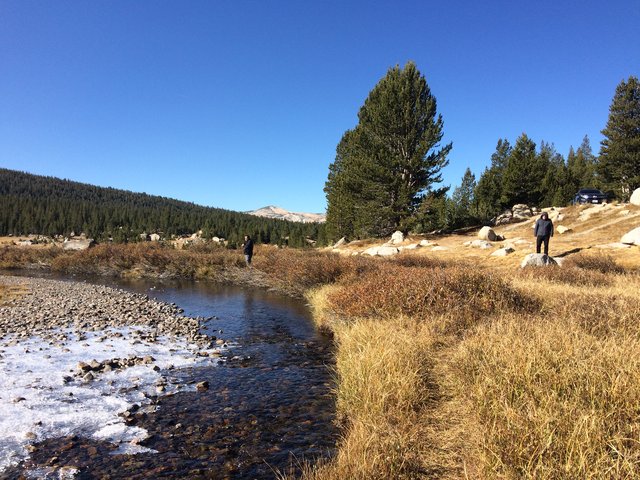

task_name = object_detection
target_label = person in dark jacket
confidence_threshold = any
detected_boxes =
[534,212,554,255]
[242,235,254,267]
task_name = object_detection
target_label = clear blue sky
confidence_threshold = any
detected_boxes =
[1,1,638,213]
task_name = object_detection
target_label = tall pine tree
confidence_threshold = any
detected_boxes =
[325,62,451,240]
[598,76,640,200]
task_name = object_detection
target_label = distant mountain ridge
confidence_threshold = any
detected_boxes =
[247,205,326,223]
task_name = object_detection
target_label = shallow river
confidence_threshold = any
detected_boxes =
[2,276,337,479]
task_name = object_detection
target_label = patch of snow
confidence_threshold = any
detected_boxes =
[0,327,227,473]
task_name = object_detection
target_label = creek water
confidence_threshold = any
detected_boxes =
[1,276,337,479]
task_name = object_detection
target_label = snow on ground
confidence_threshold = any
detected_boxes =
[0,327,227,473]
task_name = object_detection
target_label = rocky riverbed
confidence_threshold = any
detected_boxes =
[0,275,229,476]
[0,275,338,479]
[0,275,217,347]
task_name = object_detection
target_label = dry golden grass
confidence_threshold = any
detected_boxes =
[301,244,640,479]
[285,316,469,480]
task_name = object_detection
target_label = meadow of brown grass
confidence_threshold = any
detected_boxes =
[296,250,640,479]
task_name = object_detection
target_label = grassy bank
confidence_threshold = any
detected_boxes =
[298,255,640,479]
[4,243,640,478]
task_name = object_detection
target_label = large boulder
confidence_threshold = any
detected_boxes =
[363,246,399,257]
[630,188,640,206]
[333,237,347,248]
[63,238,95,251]
[377,246,400,256]
[512,204,534,220]
[621,227,640,246]
[520,253,558,268]
[390,231,405,245]
[478,226,498,241]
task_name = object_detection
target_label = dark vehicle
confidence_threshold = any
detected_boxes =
[573,189,608,205]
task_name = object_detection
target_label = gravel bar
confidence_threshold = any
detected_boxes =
[0,275,212,346]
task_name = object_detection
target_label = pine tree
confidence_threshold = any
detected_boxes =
[450,168,477,227]
[474,139,511,221]
[569,135,598,190]
[501,134,548,207]
[539,142,569,206]
[325,62,451,240]
[598,76,640,200]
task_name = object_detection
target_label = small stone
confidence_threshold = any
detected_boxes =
[196,381,209,392]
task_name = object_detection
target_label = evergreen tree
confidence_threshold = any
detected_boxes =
[501,134,547,207]
[450,168,477,227]
[474,139,511,221]
[325,62,451,240]
[598,76,640,200]
[569,135,598,190]
[539,142,569,206]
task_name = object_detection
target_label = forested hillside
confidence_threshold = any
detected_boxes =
[0,168,325,247]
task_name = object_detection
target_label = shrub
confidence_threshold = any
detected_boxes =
[517,264,612,287]
[566,253,626,275]
[0,245,65,269]
[255,249,376,296]
[327,263,536,327]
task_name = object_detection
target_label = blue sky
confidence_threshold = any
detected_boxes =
[1,1,638,213]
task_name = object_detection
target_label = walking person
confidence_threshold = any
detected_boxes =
[242,234,254,267]
[534,212,554,256]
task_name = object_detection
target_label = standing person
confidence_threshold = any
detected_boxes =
[534,212,554,256]
[242,234,254,267]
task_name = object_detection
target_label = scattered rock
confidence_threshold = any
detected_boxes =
[196,381,209,392]
[62,238,95,251]
[491,247,515,257]
[419,239,436,247]
[495,204,536,225]
[520,253,558,268]
[621,227,640,246]
[556,225,572,234]
[363,246,399,256]
[390,231,404,245]
[431,246,449,251]
[470,240,493,249]
[398,243,419,251]
[333,237,347,248]
[377,246,400,256]
[630,187,640,206]
[478,226,498,241]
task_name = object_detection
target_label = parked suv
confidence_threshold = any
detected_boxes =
[573,189,608,205]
